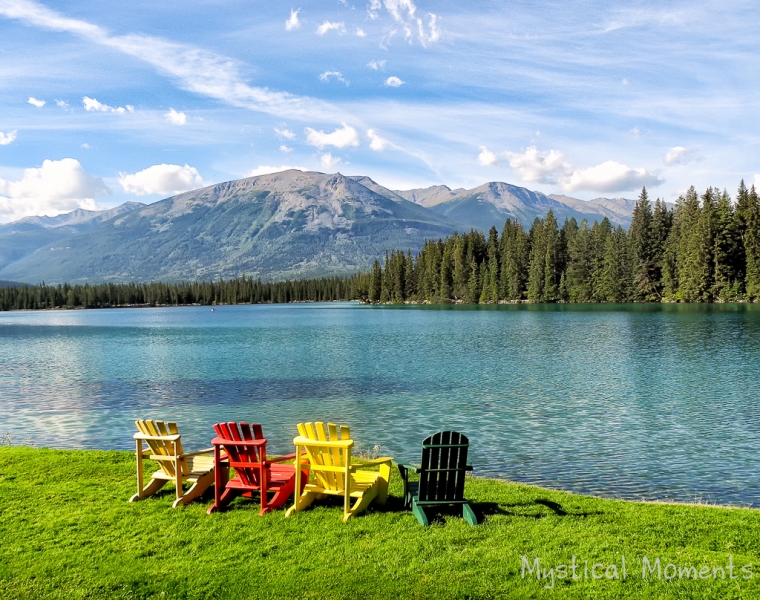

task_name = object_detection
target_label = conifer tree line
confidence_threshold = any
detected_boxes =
[0,275,368,311]
[367,181,760,304]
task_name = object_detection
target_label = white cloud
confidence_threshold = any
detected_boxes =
[164,108,187,125]
[367,129,388,151]
[319,71,349,85]
[55,99,68,108]
[356,28,366,37]
[505,146,571,183]
[367,59,386,70]
[384,76,405,87]
[285,8,300,31]
[246,165,307,177]
[367,0,382,19]
[279,144,292,153]
[118,164,203,196]
[664,146,698,165]
[81,143,92,149]
[0,158,110,222]
[384,0,416,22]
[378,0,439,47]
[0,130,17,145]
[274,127,296,140]
[477,146,499,167]
[82,96,133,114]
[622,78,629,85]
[563,161,663,193]
[304,123,360,149]
[316,21,345,35]
[504,145,662,192]
[320,153,342,169]
[1,1,338,122]
[27,96,45,107]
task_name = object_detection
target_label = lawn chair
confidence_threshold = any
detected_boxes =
[397,431,477,526]
[285,422,393,522]
[207,422,307,515]
[130,420,216,508]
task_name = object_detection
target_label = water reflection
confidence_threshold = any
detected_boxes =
[1,303,759,506]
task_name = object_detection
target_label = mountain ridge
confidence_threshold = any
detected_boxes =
[0,170,638,284]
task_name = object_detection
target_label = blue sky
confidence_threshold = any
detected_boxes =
[0,0,758,221]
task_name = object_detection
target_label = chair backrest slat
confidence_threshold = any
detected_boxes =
[418,431,469,503]
[135,420,185,477]
[213,422,264,487]
[295,422,351,492]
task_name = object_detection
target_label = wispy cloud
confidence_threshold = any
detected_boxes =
[316,21,345,36]
[320,153,341,169]
[356,28,366,37]
[55,99,67,108]
[367,129,387,151]
[477,146,498,167]
[164,108,187,125]
[83,96,134,113]
[0,158,110,222]
[319,71,349,86]
[285,8,300,31]
[305,123,360,149]
[246,165,308,177]
[664,146,699,165]
[279,144,292,153]
[275,127,296,140]
[367,59,386,70]
[0,0,339,121]
[384,76,405,87]
[0,130,17,145]
[27,96,45,107]
[119,163,203,196]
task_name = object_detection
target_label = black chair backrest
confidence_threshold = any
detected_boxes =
[418,431,469,503]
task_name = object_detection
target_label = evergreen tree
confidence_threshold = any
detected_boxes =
[745,186,760,301]
[527,218,546,302]
[713,190,739,300]
[629,187,655,301]
[479,226,500,303]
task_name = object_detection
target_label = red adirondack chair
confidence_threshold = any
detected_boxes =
[207,422,307,515]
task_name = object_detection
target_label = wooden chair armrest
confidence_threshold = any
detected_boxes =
[395,463,421,479]
[351,457,393,470]
[134,433,181,442]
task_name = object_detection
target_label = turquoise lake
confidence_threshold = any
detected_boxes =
[1,302,759,506]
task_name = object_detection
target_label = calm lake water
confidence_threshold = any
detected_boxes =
[2,302,759,506]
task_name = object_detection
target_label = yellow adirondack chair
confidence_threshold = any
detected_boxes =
[130,420,218,508]
[285,422,392,522]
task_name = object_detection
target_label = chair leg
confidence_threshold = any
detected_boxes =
[129,477,167,502]
[262,477,295,515]
[411,500,429,527]
[173,471,214,508]
[376,464,391,505]
[462,502,478,526]
[208,487,242,514]
[344,488,378,522]
[285,491,318,517]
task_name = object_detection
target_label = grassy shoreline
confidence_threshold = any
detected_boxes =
[2,447,759,599]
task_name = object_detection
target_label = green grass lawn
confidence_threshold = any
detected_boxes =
[1,447,759,599]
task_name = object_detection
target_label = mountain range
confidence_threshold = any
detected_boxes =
[0,170,637,284]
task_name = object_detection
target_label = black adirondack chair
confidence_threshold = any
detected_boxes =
[397,431,477,526]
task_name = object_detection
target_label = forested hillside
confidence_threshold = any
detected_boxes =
[2,181,759,310]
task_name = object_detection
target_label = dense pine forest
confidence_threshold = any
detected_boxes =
[368,182,760,304]
[0,276,368,311]
[2,181,759,311]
